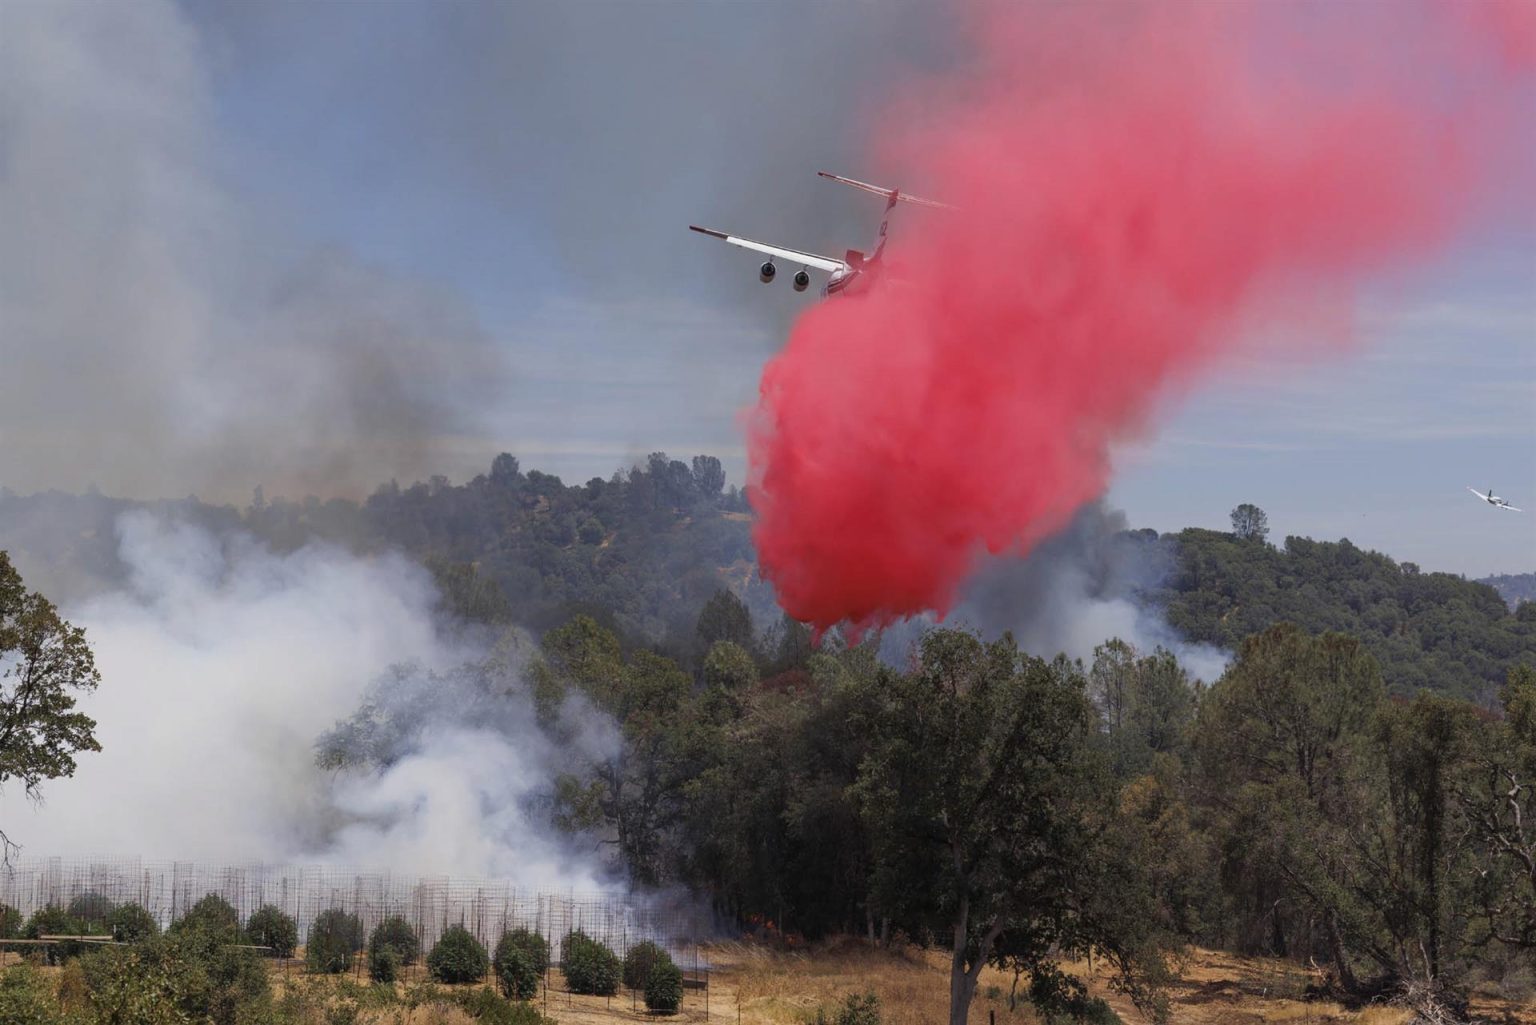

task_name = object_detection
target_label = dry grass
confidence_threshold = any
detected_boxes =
[693,942,1535,1025]
[4,943,1532,1025]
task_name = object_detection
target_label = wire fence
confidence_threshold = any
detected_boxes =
[0,856,710,975]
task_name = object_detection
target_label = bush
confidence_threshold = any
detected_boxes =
[0,903,20,940]
[494,927,549,978]
[171,893,242,942]
[643,955,683,1013]
[165,928,270,1025]
[83,931,269,1025]
[368,915,421,966]
[368,945,401,984]
[811,992,880,1025]
[21,905,85,964]
[622,940,667,990]
[426,925,489,984]
[496,947,540,1001]
[454,985,547,1025]
[560,930,619,996]
[306,908,363,974]
[107,901,160,943]
[0,964,75,1025]
[246,905,297,958]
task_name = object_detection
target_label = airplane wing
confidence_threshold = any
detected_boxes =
[688,226,845,273]
[1468,487,1489,500]
[1499,504,1522,512]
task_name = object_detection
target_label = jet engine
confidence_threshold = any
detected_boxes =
[793,270,811,292]
[759,261,776,283]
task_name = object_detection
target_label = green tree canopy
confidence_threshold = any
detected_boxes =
[0,551,101,853]
[856,629,1170,1025]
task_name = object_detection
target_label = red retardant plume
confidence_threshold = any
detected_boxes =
[747,1,1534,634]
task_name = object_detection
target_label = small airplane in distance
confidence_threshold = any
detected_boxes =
[1468,486,1522,512]
[689,171,948,298]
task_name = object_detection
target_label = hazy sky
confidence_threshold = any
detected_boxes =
[1,0,1531,577]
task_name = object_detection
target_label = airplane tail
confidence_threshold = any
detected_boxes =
[818,171,950,259]
[818,171,950,209]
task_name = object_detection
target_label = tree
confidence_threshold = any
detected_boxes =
[244,906,294,958]
[1090,641,1196,780]
[691,456,726,500]
[1190,624,1490,1005]
[643,953,683,1012]
[1230,504,1269,543]
[305,908,362,974]
[701,640,757,692]
[855,629,1169,1025]
[560,930,619,995]
[494,927,549,977]
[490,453,521,488]
[621,940,667,990]
[107,903,160,944]
[170,895,241,943]
[496,946,540,1000]
[696,589,753,653]
[427,925,488,983]
[0,551,102,854]
[367,916,420,966]
[1462,664,1536,949]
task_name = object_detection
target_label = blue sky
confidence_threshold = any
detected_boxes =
[1,0,1531,578]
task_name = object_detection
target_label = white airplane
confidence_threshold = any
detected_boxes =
[689,171,947,297]
[1468,486,1522,512]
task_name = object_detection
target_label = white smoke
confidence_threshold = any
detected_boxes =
[0,511,607,890]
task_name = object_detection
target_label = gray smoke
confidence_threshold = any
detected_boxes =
[0,0,511,499]
[878,504,1230,681]
[1,0,958,498]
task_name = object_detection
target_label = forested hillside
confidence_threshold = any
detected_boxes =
[0,453,756,647]
[1483,572,1536,609]
[3,461,1532,704]
[1150,527,1536,703]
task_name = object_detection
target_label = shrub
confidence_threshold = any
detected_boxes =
[0,963,75,1025]
[453,986,547,1025]
[560,930,619,996]
[306,908,363,974]
[162,928,270,1024]
[426,925,489,984]
[496,947,540,1000]
[494,928,549,978]
[368,915,421,966]
[171,893,242,942]
[107,902,160,943]
[245,905,297,958]
[65,891,116,926]
[622,940,670,991]
[368,945,401,984]
[811,992,880,1025]
[84,931,268,1025]
[643,955,683,1013]
[0,903,21,940]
